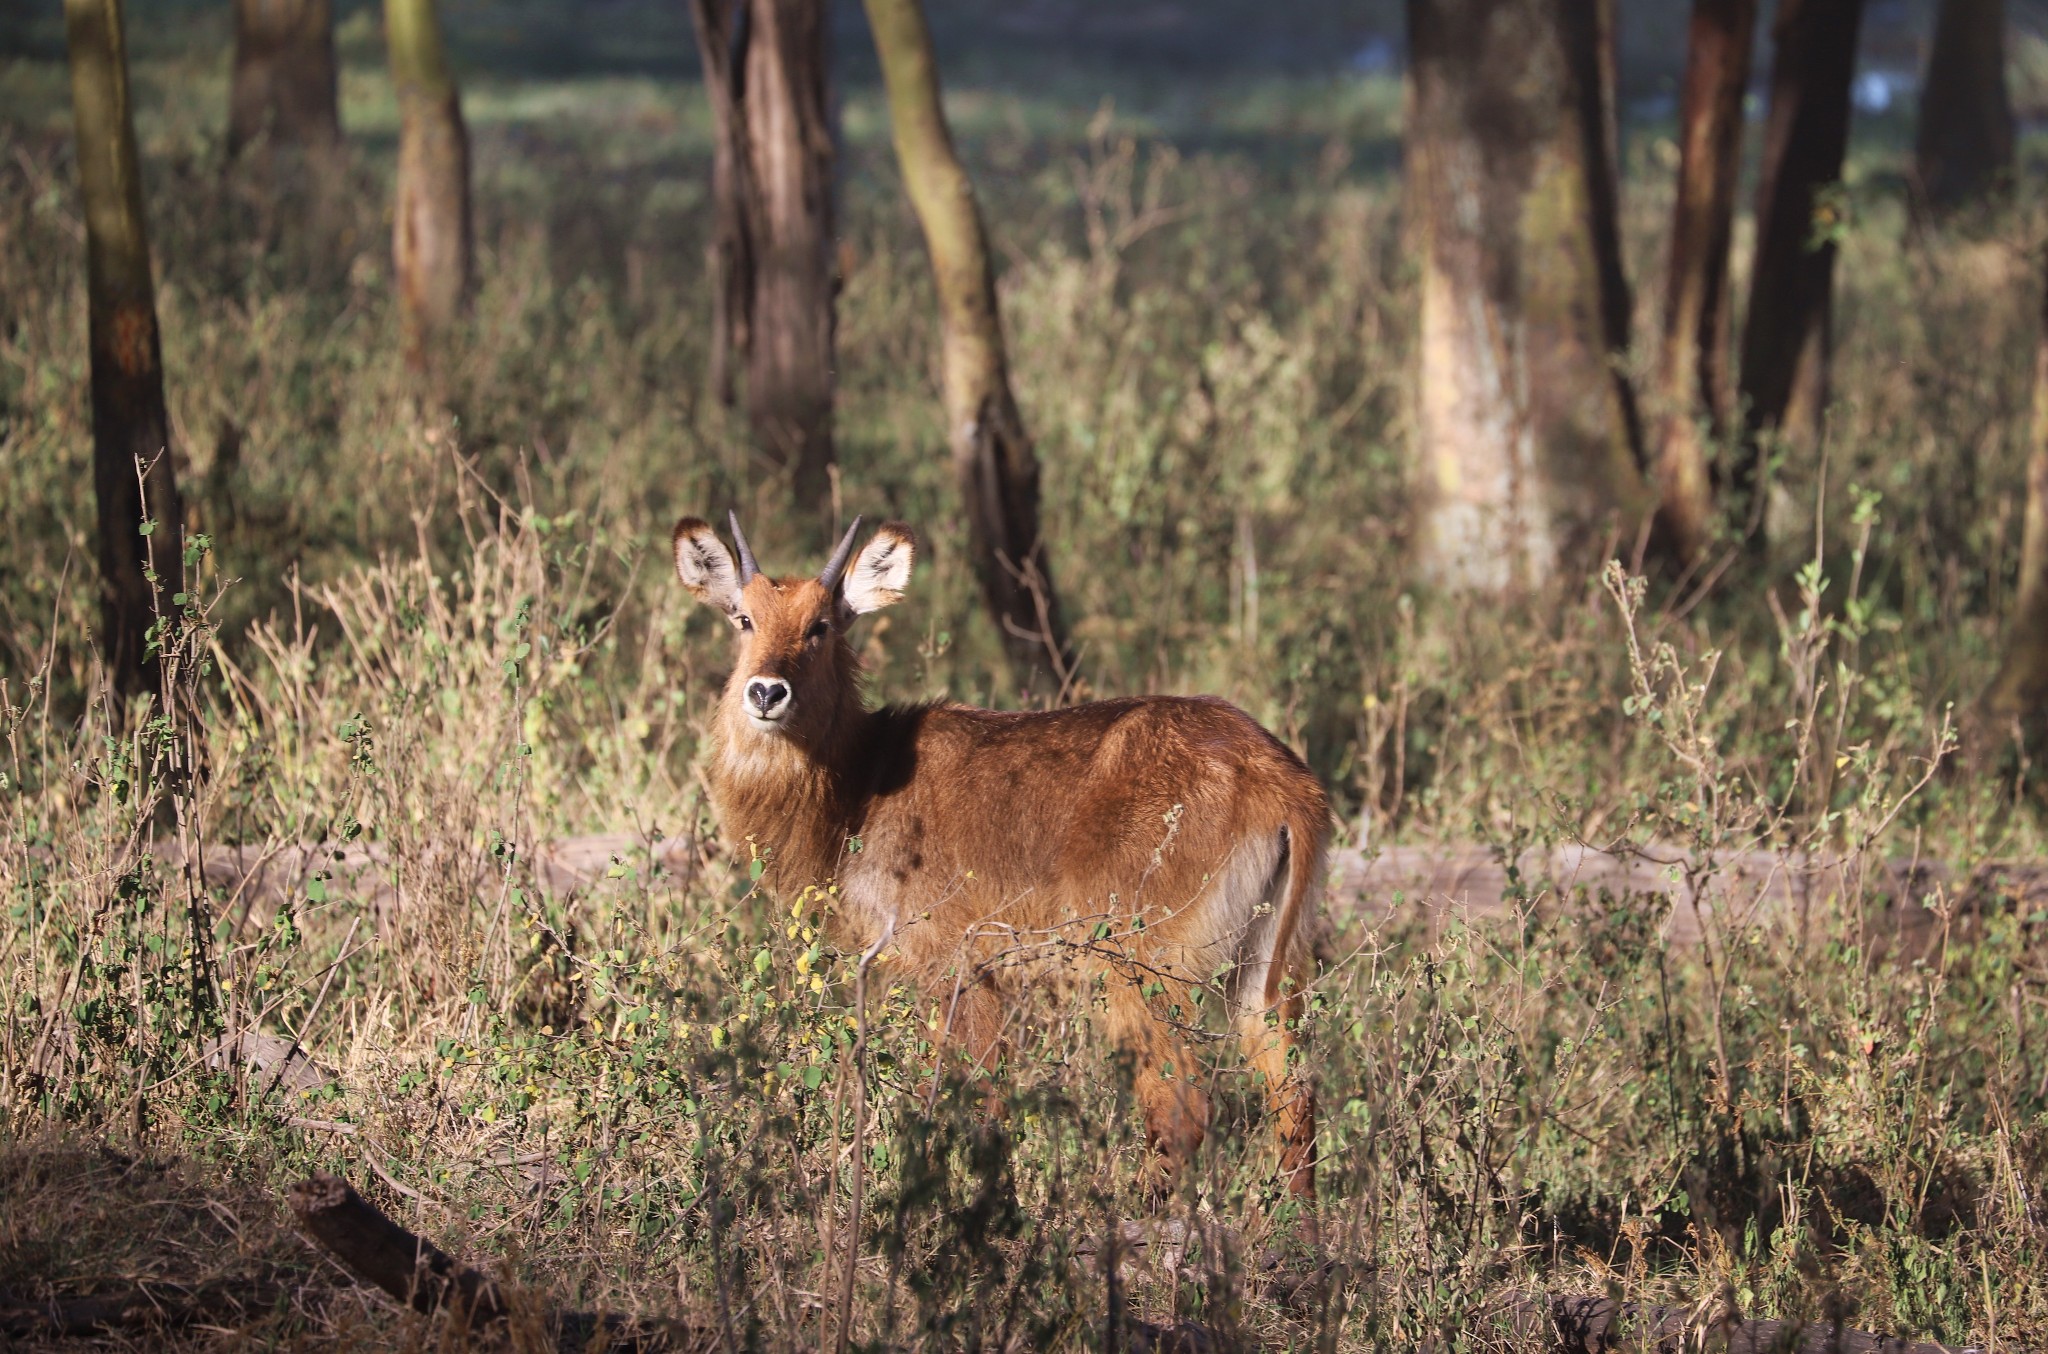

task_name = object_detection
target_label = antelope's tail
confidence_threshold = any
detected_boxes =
[1260,804,1328,1012]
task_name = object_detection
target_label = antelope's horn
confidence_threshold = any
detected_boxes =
[728,510,759,585]
[818,516,864,594]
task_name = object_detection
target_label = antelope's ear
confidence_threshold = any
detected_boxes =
[840,522,916,615]
[673,517,744,617]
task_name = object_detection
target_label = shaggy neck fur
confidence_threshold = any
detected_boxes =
[707,637,872,894]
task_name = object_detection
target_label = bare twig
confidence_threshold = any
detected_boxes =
[259,915,358,1105]
[834,921,893,1354]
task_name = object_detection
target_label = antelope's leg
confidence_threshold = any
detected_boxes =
[1238,976,1316,1200]
[1103,974,1209,1185]
[931,968,1011,1114]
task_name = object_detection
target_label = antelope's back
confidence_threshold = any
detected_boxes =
[842,694,1328,952]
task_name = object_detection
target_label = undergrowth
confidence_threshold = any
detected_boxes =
[3,3,2048,1348]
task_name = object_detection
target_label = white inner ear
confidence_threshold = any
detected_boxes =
[841,531,914,615]
[675,530,743,616]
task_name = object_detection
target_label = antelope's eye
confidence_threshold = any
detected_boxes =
[805,619,830,641]
[735,614,753,632]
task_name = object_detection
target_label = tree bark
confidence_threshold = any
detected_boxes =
[1915,0,2013,215]
[1405,0,1650,593]
[862,0,1071,686]
[228,0,339,157]
[1651,0,1756,565]
[64,0,184,698]
[742,0,837,518]
[385,0,471,371]
[1978,247,2048,733]
[688,0,755,410]
[1736,0,1865,493]
[689,0,838,520]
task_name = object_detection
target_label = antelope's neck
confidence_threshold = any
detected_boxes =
[707,708,865,892]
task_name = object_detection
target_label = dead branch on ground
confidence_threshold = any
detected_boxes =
[166,835,2048,966]
[1541,1290,1974,1354]
[288,1172,703,1351]
[0,1271,289,1340]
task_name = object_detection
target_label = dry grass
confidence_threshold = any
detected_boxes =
[4,3,2048,1348]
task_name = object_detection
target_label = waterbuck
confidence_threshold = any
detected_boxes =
[673,513,1325,1197]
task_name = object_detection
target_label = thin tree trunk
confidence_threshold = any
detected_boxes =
[862,0,1071,685]
[1915,0,2013,215]
[1651,0,1755,565]
[1405,0,1649,592]
[65,0,183,698]
[1736,0,1865,495]
[228,0,339,157]
[689,0,837,520]
[688,0,754,410]
[1979,247,2048,733]
[741,0,836,519]
[385,0,471,371]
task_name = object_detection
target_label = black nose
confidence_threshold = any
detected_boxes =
[746,678,790,715]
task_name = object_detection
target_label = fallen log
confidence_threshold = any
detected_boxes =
[1336,843,2048,960]
[287,1173,702,1352]
[1541,1291,1977,1354]
[201,1030,335,1097]
[180,834,697,916]
[1126,1316,1220,1353]
[291,1174,1225,1353]
[175,834,2048,962]
[1078,1221,1983,1354]
[14,1173,1984,1353]
[0,1272,287,1339]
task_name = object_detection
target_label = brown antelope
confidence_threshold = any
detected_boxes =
[673,513,1325,1197]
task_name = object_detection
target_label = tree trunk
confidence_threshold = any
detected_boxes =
[1915,0,2013,215]
[742,0,837,518]
[65,0,183,698]
[227,0,339,156]
[688,0,755,410]
[862,0,1071,686]
[1979,248,2048,732]
[1651,0,1755,565]
[689,0,838,520]
[1736,0,1865,493]
[1405,0,1649,592]
[385,0,471,371]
